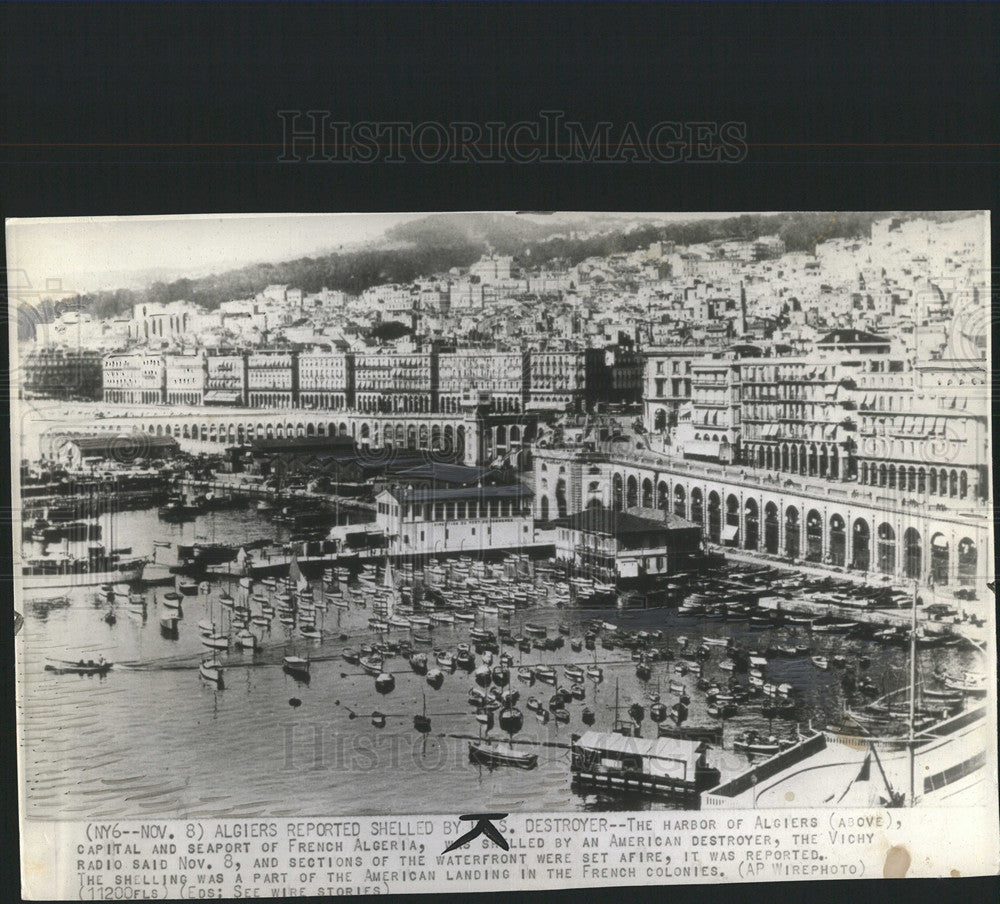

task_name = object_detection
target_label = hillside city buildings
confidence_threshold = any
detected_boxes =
[19,214,990,592]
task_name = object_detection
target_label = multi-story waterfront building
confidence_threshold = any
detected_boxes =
[354,350,437,413]
[102,351,165,405]
[738,348,856,481]
[375,483,534,557]
[643,345,714,432]
[246,349,297,408]
[204,352,247,406]
[675,350,745,463]
[554,506,703,584]
[164,353,207,406]
[297,350,354,410]
[21,347,103,400]
[853,356,989,505]
[526,349,602,413]
[438,349,526,413]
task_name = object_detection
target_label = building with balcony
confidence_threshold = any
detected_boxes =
[554,505,702,585]
[354,351,437,413]
[164,353,207,406]
[438,349,526,413]
[675,350,747,463]
[526,349,603,413]
[738,353,856,481]
[204,352,247,406]
[643,345,713,433]
[297,350,354,410]
[102,351,165,405]
[247,349,297,408]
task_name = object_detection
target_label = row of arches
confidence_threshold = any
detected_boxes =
[859,461,972,498]
[608,472,979,585]
[439,395,522,414]
[247,393,294,408]
[356,394,432,413]
[741,442,842,479]
[143,417,469,452]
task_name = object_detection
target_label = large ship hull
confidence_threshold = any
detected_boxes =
[20,562,146,590]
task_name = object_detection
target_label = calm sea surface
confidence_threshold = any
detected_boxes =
[19,507,980,819]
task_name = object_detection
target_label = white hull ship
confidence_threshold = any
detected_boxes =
[703,704,988,809]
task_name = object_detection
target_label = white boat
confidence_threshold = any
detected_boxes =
[235,630,259,650]
[197,619,215,635]
[283,656,310,678]
[201,634,229,650]
[468,740,537,770]
[199,660,224,687]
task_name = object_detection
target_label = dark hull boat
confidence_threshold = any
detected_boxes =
[45,658,112,676]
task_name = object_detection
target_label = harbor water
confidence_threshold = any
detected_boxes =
[19,507,983,819]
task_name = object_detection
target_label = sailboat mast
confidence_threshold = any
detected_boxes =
[908,580,917,806]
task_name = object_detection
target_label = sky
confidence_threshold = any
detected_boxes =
[6,210,763,296]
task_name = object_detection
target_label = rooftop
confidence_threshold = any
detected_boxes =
[64,434,180,453]
[557,505,698,536]
[574,730,705,773]
[392,462,494,485]
[383,483,533,504]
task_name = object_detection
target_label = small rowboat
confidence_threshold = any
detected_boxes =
[201,634,229,651]
[283,656,311,679]
[359,656,384,676]
[468,741,538,770]
[534,665,557,685]
[199,660,224,687]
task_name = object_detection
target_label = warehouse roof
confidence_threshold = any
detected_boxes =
[63,434,180,454]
